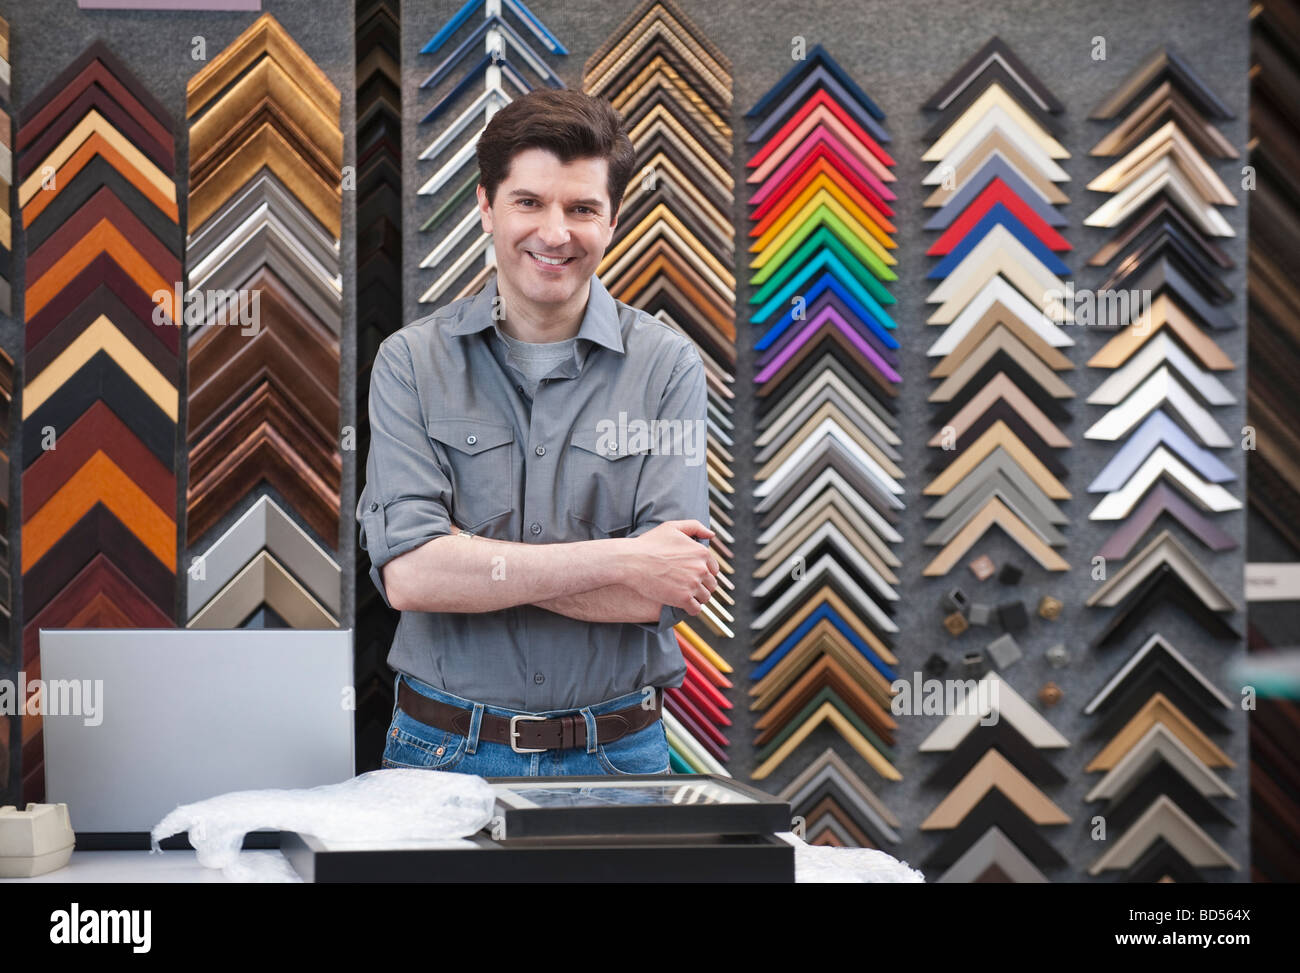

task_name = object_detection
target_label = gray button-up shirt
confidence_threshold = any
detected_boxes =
[357,274,711,711]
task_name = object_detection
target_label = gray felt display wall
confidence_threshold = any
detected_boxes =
[0,0,360,617]
[0,0,358,803]
[402,0,1251,880]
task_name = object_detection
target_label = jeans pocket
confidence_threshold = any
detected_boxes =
[381,708,468,771]
[596,719,670,775]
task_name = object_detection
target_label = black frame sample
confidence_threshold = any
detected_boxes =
[281,829,796,883]
[488,773,792,839]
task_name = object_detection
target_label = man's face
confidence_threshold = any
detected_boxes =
[477,147,618,317]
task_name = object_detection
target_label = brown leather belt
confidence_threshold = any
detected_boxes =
[397,680,663,753]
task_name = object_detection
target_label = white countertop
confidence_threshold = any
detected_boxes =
[0,849,273,883]
[0,833,926,882]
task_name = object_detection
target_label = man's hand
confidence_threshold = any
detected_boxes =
[618,520,720,616]
[441,519,716,621]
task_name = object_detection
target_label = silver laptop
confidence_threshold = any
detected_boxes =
[39,628,355,842]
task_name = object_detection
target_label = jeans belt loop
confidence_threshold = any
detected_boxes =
[467,702,485,754]
[580,706,599,754]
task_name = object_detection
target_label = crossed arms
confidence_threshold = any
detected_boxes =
[358,333,719,629]
[379,519,719,625]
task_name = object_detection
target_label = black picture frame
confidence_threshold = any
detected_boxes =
[486,773,792,839]
[280,830,796,883]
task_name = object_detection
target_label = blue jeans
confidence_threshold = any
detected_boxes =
[381,672,672,777]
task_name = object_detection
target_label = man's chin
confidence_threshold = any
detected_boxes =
[506,272,585,303]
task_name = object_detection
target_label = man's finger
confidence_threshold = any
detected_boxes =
[669,519,715,538]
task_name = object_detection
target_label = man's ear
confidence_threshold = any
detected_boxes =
[477,183,493,233]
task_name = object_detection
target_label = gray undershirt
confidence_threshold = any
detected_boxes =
[498,329,579,397]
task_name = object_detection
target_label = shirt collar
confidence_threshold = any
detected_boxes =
[449,274,626,358]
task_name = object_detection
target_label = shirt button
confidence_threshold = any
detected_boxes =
[530,522,542,535]
[516,385,524,394]
[535,445,545,456]
[466,434,477,445]
[533,673,545,685]
[369,502,378,511]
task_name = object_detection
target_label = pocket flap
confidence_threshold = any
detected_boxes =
[569,426,652,460]
[427,417,514,455]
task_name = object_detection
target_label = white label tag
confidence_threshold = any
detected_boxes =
[1246,563,1300,601]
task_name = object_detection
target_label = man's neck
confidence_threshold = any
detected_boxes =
[495,273,590,343]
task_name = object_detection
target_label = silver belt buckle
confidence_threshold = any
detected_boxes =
[509,713,548,753]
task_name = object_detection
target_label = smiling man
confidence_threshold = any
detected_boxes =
[357,89,719,777]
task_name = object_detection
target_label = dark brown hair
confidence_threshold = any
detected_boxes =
[476,88,637,217]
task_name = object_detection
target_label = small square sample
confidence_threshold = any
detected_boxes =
[943,611,970,636]
[986,633,1023,669]
[942,587,970,613]
[924,652,948,677]
[998,562,1023,585]
[962,650,986,678]
[1038,595,1064,620]
[998,600,1029,632]
[968,555,996,581]
[1045,643,1070,668]
[968,603,993,626]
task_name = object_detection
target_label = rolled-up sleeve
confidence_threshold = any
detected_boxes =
[357,335,454,609]
[628,344,711,635]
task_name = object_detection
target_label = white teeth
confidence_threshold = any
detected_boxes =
[529,251,569,265]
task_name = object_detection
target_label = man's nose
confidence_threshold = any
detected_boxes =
[537,205,571,247]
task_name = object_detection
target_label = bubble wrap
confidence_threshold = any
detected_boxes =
[150,768,497,882]
[778,833,927,883]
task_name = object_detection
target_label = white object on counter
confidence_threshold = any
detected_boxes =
[777,832,927,882]
[0,803,76,878]
[150,768,497,882]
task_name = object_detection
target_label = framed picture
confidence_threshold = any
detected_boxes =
[486,773,792,839]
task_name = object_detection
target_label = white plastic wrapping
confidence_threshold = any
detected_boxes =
[779,833,927,882]
[150,768,497,882]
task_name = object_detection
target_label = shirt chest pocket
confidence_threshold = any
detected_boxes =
[426,417,514,532]
[566,428,650,537]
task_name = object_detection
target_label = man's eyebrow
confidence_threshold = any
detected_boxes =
[506,188,606,209]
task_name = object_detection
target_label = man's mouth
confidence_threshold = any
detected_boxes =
[527,250,575,267]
